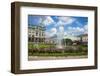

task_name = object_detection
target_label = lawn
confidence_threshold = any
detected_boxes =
[28,42,55,49]
[29,52,87,57]
[28,42,88,57]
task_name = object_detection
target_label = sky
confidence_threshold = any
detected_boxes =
[28,15,88,37]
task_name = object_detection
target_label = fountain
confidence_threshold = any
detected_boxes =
[56,25,65,49]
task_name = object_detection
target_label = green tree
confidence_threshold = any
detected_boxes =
[65,38,73,45]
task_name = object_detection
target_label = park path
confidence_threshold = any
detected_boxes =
[28,55,88,61]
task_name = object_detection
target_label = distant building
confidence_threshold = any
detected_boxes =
[80,34,88,45]
[45,35,57,44]
[64,35,80,41]
[28,25,45,43]
[64,34,88,45]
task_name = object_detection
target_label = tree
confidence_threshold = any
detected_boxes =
[65,38,73,45]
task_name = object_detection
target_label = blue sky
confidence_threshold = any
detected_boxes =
[28,15,88,37]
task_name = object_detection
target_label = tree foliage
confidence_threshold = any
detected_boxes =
[64,38,73,45]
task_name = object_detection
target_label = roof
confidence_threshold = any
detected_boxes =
[28,25,46,30]
[64,35,80,41]
[77,34,88,37]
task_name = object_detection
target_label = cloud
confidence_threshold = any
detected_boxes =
[76,27,84,32]
[84,25,88,30]
[59,17,75,24]
[42,16,54,26]
[66,26,85,36]
[42,16,88,37]
[45,28,57,38]
[75,21,83,26]
[51,28,57,34]
[54,17,76,27]
[68,26,86,33]
[64,32,67,36]
[59,26,64,32]
[83,25,88,34]
[40,16,76,28]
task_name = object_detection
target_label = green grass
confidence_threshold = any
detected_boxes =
[28,43,88,57]
[28,43,55,49]
[29,52,87,57]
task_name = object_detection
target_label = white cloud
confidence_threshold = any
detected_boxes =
[68,26,84,32]
[41,16,76,28]
[75,21,83,26]
[76,27,84,32]
[59,26,64,32]
[43,16,88,37]
[54,17,75,27]
[45,28,57,38]
[83,25,88,34]
[66,26,86,36]
[43,16,54,26]
[64,32,68,36]
[51,28,57,34]
[84,25,88,30]
[58,17,76,25]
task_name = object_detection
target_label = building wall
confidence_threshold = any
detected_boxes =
[81,34,88,42]
[28,26,45,43]
[80,34,88,45]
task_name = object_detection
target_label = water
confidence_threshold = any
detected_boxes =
[56,25,65,49]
